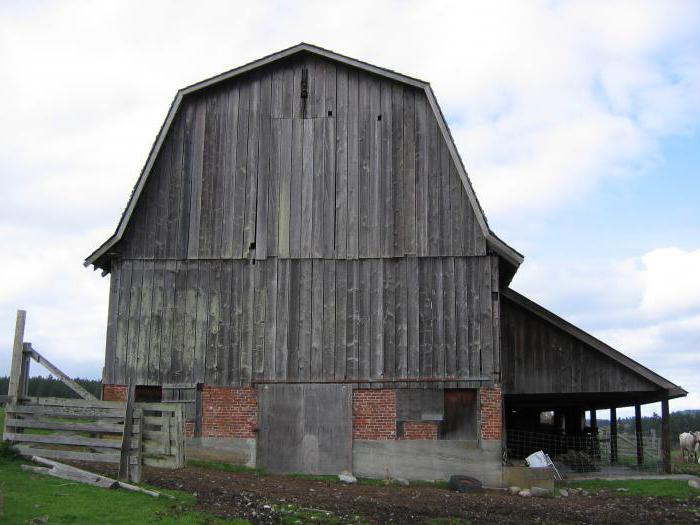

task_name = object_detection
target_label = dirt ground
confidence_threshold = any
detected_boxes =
[80,463,700,524]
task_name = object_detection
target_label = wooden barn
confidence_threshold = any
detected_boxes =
[86,43,686,483]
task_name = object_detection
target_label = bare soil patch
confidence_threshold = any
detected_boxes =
[76,463,700,524]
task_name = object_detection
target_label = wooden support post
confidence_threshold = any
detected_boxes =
[119,383,136,482]
[19,345,31,399]
[635,404,644,467]
[610,407,618,464]
[661,398,671,473]
[590,410,597,433]
[8,310,27,402]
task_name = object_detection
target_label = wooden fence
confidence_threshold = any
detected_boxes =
[3,310,185,482]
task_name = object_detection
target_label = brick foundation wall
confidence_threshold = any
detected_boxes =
[102,384,127,402]
[401,421,439,440]
[200,386,257,438]
[352,389,396,440]
[479,385,502,440]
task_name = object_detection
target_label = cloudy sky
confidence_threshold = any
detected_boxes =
[1,1,698,416]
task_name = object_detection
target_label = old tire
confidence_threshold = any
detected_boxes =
[448,475,483,493]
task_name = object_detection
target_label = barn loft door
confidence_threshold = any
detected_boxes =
[257,384,352,474]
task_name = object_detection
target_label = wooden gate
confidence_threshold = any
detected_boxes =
[257,384,352,474]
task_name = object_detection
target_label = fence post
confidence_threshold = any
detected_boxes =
[661,398,671,473]
[634,404,643,467]
[609,407,618,464]
[8,310,27,403]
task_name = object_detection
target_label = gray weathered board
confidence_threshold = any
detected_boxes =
[109,54,486,263]
[256,383,352,474]
[104,256,498,387]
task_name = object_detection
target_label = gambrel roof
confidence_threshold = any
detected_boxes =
[85,42,523,271]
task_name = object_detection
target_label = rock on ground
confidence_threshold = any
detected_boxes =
[559,489,569,497]
[338,470,357,484]
[518,489,532,497]
[508,486,521,495]
[530,487,551,497]
[688,479,700,490]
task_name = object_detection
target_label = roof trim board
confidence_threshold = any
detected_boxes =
[502,288,687,399]
[85,42,523,268]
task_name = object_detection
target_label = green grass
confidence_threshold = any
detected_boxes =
[271,503,367,525]
[0,455,249,524]
[560,479,698,499]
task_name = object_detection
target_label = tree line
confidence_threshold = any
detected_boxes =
[0,376,101,399]
[593,410,700,437]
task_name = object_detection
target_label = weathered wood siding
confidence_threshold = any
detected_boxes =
[104,256,499,387]
[500,296,657,394]
[116,53,486,261]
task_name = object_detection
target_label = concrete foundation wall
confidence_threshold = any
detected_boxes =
[185,437,256,468]
[353,439,503,487]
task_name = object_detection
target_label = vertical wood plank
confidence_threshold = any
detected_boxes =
[126,260,144,385]
[345,261,359,379]
[311,118,325,257]
[381,80,394,256]
[177,104,194,258]
[322,260,336,378]
[369,77,381,257]
[358,74,370,258]
[391,84,404,256]
[406,257,420,378]
[187,99,206,258]
[443,258,457,381]
[358,260,371,382]
[168,114,186,258]
[311,259,324,378]
[334,259,347,379]
[194,262,210,384]
[277,118,292,257]
[115,261,132,385]
[267,114,280,256]
[335,66,348,258]
[233,83,250,259]
[290,117,303,258]
[230,260,243,385]
[275,259,290,379]
[171,260,188,384]
[256,71,272,259]
[244,75,261,258]
[370,260,384,379]
[414,95,428,257]
[161,260,177,383]
[205,261,222,384]
[395,258,408,380]
[433,258,445,377]
[298,259,312,380]
[104,264,121,384]
[287,260,300,379]
[252,261,266,379]
[346,70,360,259]
[403,90,416,255]
[439,138,452,255]
[264,259,278,380]
[323,112,336,257]
[241,260,255,384]
[383,259,396,379]
[301,119,314,257]
[148,262,165,384]
[449,162,464,255]
[427,117,440,255]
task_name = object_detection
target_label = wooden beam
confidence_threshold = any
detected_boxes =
[610,407,618,464]
[634,404,643,467]
[7,310,26,402]
[26,345,97,400]
[590,409,597,431]
[661,398,671,473]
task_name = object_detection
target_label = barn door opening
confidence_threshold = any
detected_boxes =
[257,384,352,474]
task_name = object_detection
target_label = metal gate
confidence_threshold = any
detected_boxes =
[257,384,352,474]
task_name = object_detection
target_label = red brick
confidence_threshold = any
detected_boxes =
[479,385,502,440]
[401,421,438,440]
[200,386,257,438]
[102,384,127,402]
[352,389,396,440]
